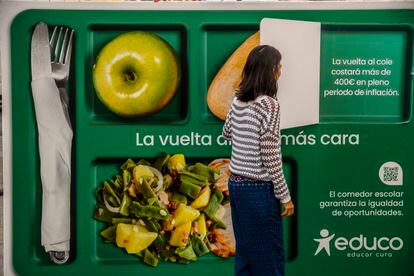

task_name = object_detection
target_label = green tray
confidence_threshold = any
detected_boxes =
[10,8,414,276]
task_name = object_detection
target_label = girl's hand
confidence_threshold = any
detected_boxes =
[281,200,295,217]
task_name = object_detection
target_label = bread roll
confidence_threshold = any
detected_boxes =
[207,31,260,120]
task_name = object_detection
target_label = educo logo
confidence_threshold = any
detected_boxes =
[314,229,403,258]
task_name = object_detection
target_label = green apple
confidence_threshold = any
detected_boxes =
[93,31,181,117]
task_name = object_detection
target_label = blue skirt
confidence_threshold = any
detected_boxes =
[228,174,285,276]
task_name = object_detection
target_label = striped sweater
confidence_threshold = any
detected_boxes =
[222,94,291,204]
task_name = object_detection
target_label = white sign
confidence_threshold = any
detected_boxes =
[260,18,321,130]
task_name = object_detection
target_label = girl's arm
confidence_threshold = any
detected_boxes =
[258,97,291,203]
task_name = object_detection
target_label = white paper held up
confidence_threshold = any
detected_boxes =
[260,18,321,130]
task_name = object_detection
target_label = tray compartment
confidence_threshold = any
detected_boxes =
[86,24,189,124]
[92,155,297,263]
[9,13,80,265]
[92,156,230,265]
[200,24,259,124]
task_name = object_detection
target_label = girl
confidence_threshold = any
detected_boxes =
[222,45,294,276]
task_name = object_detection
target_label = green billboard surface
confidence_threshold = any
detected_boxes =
[320,26,412,123]
[9,7,414,276]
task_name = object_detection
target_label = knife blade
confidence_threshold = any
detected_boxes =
[31,22,52,81]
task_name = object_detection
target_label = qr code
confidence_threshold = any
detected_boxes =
[383,167,399,182]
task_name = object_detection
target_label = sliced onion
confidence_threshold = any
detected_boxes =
[103,192,120,213]
[157,190,169,206]
[147,166,164,192]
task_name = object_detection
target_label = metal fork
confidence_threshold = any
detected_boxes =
[49,26,74,128]
[50,26,74,85]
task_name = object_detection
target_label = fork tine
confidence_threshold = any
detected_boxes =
[54,27,63,63]
[49,26,58,52]
[59,28,69,64]
[64,29,74,65]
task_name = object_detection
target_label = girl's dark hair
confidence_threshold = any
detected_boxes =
[235,45,282,102]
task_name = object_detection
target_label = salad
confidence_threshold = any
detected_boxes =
[93,153,235,267]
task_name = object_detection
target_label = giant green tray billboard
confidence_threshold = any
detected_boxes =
[1,2,413,276]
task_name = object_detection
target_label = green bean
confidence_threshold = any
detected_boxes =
[104,181,121,205]
[130,202,170,220]
[122,170,131,190]
[204,238,212,251]
[144,219,158,232]
[178,171,209,186]
[175,245,197,261]
[177,257,190,264]
[137,159,151,166]
[171,192,188,205]
[190,163,209,176]
[100,225,117,242]
[153,234,167,251]
[191,235,210,256]
[180,175,209,186]
[147,197,158,206]
[166,163,173,175]
[139,177,161,207]
[93,204,116,223]
[119,192,132,216]
[143,220,166,250]
[190,162,220,182]
[111,218,134,225]
[111,175,122,192]
[211,218,227,230]
[204,188,224,219]
[120,159,136,172]
[153,152,170,172]
[178,180,201,199]
[159,247,176,259]
[153,220,162,231]
[144,249,159,267]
